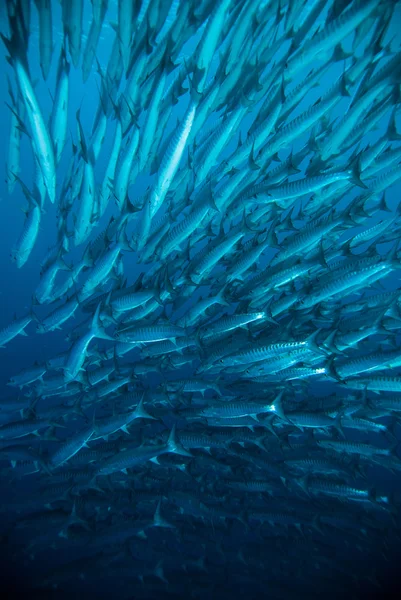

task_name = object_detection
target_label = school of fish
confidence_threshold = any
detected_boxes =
[1,0,401,598]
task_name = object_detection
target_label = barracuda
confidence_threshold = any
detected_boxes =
[2,1,401,594]
[6,81,24,194]
[95,425,191,476]
[2,18,56,203]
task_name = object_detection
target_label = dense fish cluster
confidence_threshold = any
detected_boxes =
[1,0,401,597]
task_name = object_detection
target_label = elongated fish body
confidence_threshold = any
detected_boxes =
[365,163,401,200]
[120,50,148,134]
[341,417,388,435]
[2,1,401,590]
[138,69,167,173]
[149,102,197,219]
[136,0,151,30]
[269,212,340,267]
[137,212,169,261]
[317,439,391,458]
[93,374,133,399]
[6,85,25,194]
[0,313,34,348]
[372,396,401,412]
[304,478,371,501]
[333,349,401,380]
[64,331,95,382]
[319,83,387,161]
[103,35,121,103]
[348,218,398,249]
[141,336,197,358]
[237,348,316,378]
[189,87,220,145]
[199,400,274,419]
[63,0,83,68]
[190,228,245,285]
[258,92,339,169]
[225,100,282,173]
[329,325,383,353]
[3,32,56,203]
[219,340,311,368]
[99,119,123,216]
[0,418,50,440]
[166,378,221,395]
[252,367,326,383]
[223,0,260,76]
[38,297,79,333]
[96,426,190,475]
[341,94,395,159]
[159,202,213,262]
[194,0,232,94]
[12,201,41,268]
[284,455,353,477]
[177,289,229,328]
[285,412,338,429]
[299,261,393,310]
[90,110,108,163]
[68,157,83,202]
[35,253,69,305]
[260,172,353,206]
[81,3,107,82]
[121,299,160,325]
[195,106,247,184]
[116,323,186,344]
[92,399,155,441]
[79,244,123,302]
[364,147,401,180]
[285,0,381,80]
[200,312,266,339]
[115,127,139,210]
[49,258,88,304]
[136,192,153,255]
[241,259,316,300]
[8,363,46,388]
[63,305,110,382]
[118,0,134,73]
[34,157,48,209]
[155,0,180,46]
[74,159,96,245]
[49,426,94,469]
[110,289,157,314]
[51,47,70,165]
[86,363,115,387]
[277,64,329,127]
[92,411,135,441]
[34,0,53,80]
[344,376,401,393]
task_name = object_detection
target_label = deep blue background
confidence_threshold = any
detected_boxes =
[1,1,401,598]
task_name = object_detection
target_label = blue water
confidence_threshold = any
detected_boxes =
[1,1,401,599]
